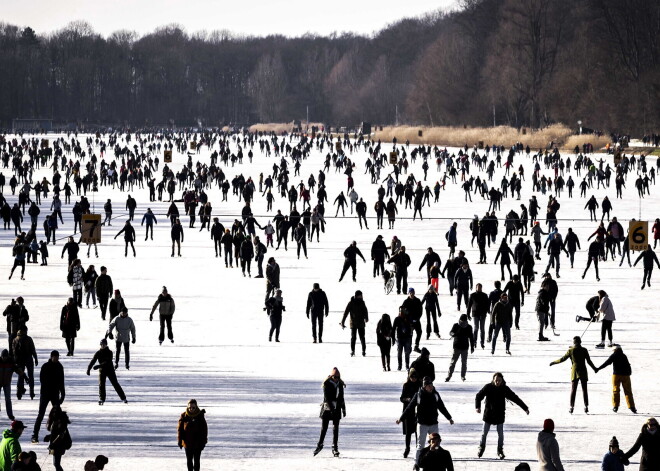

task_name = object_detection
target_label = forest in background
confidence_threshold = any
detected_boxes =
[0,0,658,134]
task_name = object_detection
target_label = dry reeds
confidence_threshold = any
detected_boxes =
[371,124,578,149]
[247,122,325,134]
[563,134,612,152]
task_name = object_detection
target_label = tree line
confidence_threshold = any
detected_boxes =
[0,0,658,134]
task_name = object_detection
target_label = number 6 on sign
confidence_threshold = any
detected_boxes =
[629,220,648,252]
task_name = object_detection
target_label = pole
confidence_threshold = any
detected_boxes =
[580,317,596,339]
[306,105,309,131]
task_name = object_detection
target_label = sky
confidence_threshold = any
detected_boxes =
[4,0,459,38]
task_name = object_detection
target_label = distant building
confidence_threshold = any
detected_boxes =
[12,118,53,132]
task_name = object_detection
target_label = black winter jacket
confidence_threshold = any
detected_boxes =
[400,387,452,425]
[475,381,528,425]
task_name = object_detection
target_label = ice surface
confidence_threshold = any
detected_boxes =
[0,134,657,470]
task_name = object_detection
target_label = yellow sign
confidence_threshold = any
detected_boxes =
[389,151,398,165]
[164,150,172,163]
[81,214,102,244]
[629,220,648,252]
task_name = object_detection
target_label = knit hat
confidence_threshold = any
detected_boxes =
[543,418,554,432]
[313,283,320,289]
[459,314,468,322]
[100,339,108,346]
[95,455,109,469]
[408,287,415,294]
[609,436,619,448]
[355,290,362,297]
[422,376,433,387]
[421,347,430,357]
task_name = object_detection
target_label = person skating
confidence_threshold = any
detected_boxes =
[399,369,419,458]
[11,329,37,400]
[503,275,525,330]
[141,208,157,241]
[446,314,474,382]
[66,259,84,308]
[31,351,65,444]
[149,286,176,345]
[253,236,267,277]
[419,433,453,471]
[475,372,529,459]
[0,420,25,470]
[376,313,394,371]
[394,306,413,371]
[623,417,659,470]
[633,245,660,290]
[340,290,368,357]
[43,407,72,471]
[467,283,489,348]
[601,436,629,471]
[314,367,346,457]
[0,350,28,421]
[535,283,551,341]
[453,263,473,311]
[596,290,616,348]
[595,346,636,413]
[490,293,513,355]
[3,297,29,356]
[410,348,435,383]
[387,246,411,295]
[371,235,389,278]
[265,257,280,301]
[583,237,602,281]
[397,376,454,471]
[86,339,127,405]
[419,247,441,285]
[239,236,254,276]
[178,399,207,471]
[402,288,423,353]
[210,218,225,257]
[171,218,184,257]
[265,289,285,342]
[95,266,113,321]
[59,298,79,357]
[113,221,136,257]
[562,227,581,268]
[339,241,366,282]
[221,229,234,267]
[549,336,598,414]
[537,419,564,471]
[421,285,441,340]
[106,308,136,370]
[494,238,514,281]
[306,283,329,343]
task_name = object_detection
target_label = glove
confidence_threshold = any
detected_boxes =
[521,302,524,306]
[306,313,310,319]
[108,333,114,340]
[132,338,136,344]
[34,359,38,366]
[149,315,153,322]
[342,410,346,418]
[86,370,91,376]
[548,362,553,367]
[471,348,474,354]
[178,442,183,449]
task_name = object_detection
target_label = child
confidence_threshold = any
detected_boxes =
[39,240,49,266]
[430,262,440,292]
[29,239,39,264]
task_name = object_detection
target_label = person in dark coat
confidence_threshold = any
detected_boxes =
[623,417,659,471]
[149,287,176,345]
[177,399,207,471]
[419,247,441,285]
[387,247,412,295]
[265,290,285,342]
[467,283,490,348]
[399,369,420,458]
[339,241,365,282]
[43,407,71,471]
[633,245,660,290]
[393,307,413,371]
[340,291,368,356]
[239,238,253,277]
[397,377,454,469]
[31,351,65,443]
[601,436,629,471]
[494,239,514,281]
[475,372,529,459]
[370,235,389,278]
[595,346,636,413]
[421,286,441,340]
[419,433,454,471]
[113,221,136,257]
[265,257,280,301]
[402,287,423,352]
[490,293,513,355]
[376,313,394,371]
[453,263,473,311]
[170,218,184,257]
[314,368,346,457]
[306,283,329,343]
[86,339,126,405]
[410,347,435,383]
[210,218,225,257]
[59,299,79,357]
[446,314,474,381]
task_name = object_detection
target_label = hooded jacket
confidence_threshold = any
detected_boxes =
[151,294,175,317]
[0,429,21,471]
[341,296,368,329]
[537,430,564,471]
[400,387,452,426]
[624,423,660,471]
